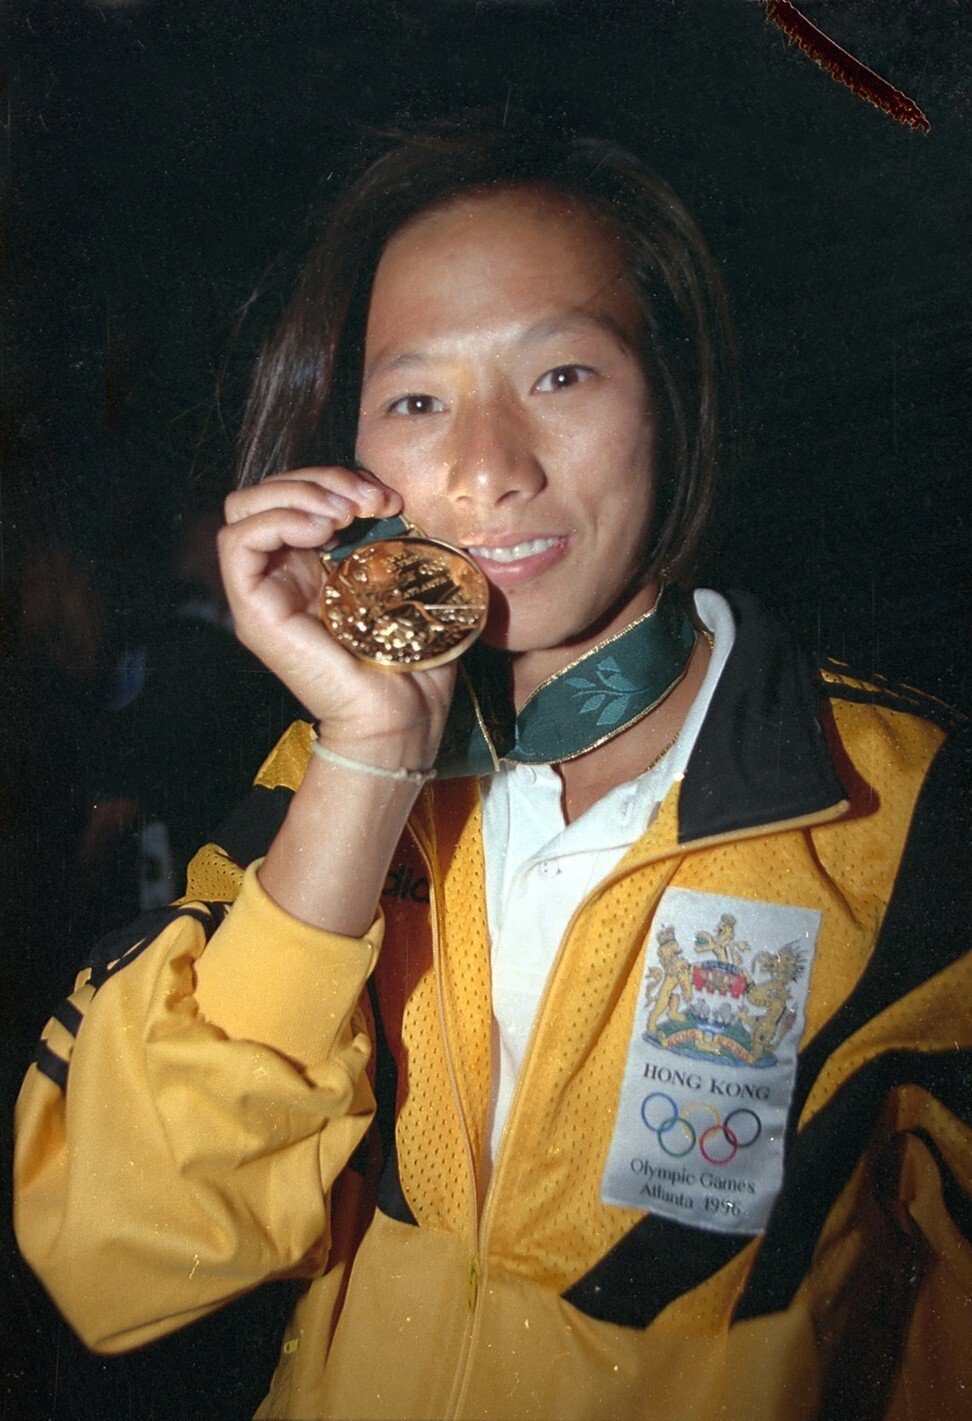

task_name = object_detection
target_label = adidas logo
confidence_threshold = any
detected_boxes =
[382,863,430,904]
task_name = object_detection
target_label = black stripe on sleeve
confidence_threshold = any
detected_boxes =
[34,903,225,1094]
[51,999,83,1038]
[35,1041,69,1092]
[820,662,962,732]
[87,903,220,989]
[37,905,228,1095]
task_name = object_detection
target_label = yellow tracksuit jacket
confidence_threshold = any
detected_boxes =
[14,593,971,1419]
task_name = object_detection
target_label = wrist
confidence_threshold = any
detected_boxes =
[310,739,435,786]
[313,723,441,777]
[263,730,424,935]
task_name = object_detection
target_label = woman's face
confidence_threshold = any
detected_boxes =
[355,187,658,656]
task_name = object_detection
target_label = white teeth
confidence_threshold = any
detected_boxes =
[468,537,560,564]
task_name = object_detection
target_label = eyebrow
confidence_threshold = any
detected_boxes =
[518,310,637,353]
[362,308,637,386]
[363,350,432,384]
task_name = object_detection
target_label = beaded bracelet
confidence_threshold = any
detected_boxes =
[311,738,436,786]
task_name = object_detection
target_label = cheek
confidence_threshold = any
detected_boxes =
[613,406,656,511]
[591,444,657,577]
[584,415,656,523]
[535,410,651,509]
[564,385,654,468]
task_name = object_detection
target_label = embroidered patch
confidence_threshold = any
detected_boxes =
[601,887,821,1236]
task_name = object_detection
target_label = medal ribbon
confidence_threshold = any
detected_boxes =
[325,516,697,779]
[434,587,696,777]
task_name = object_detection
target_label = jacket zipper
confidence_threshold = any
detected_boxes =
[446,860,609,1419]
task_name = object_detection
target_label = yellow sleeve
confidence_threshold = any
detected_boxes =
[13,862,382,1354]
[796,944,972,1420]
[883,1091,972,1421]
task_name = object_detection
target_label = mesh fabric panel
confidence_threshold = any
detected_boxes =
[182,843,246,903]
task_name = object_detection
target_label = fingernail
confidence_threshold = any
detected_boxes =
[356,479,384,503]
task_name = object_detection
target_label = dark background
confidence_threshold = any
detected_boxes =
[1,1,968,1417]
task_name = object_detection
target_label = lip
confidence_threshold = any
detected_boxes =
[463,533,570,589]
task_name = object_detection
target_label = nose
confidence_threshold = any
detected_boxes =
[445,395,545,510]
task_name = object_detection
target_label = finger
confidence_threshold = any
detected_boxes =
[275,465,401,505]
[342,466,404,515]
[225,478,355,529]
[272,465,402,512]
[228,468,402,523]
[218,508,338,594]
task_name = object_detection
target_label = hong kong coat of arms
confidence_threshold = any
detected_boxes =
[642,913,805,1068]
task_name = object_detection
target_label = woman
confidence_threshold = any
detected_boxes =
[15,119,968,1420]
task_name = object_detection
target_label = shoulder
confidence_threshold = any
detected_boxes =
[818,655,961,735]
[714,588,961,786]
[809,659,968,970]
[815,656,964,809]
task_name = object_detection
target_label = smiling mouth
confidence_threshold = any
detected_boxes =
[465,536,562,564]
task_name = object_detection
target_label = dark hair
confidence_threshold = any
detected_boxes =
[237,115,735,586]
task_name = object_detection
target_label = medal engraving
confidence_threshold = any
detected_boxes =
[321,538,489,670]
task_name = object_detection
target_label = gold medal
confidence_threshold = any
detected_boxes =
[320,535,489,671]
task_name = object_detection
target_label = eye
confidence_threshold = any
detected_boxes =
[532,364,596,394]
[386,393,446,416]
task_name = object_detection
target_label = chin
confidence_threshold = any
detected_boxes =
[480,626,541,655]
[480,583,568,649]
[481,618,579,657]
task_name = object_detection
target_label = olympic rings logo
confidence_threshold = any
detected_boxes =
[640,1092,762,1165]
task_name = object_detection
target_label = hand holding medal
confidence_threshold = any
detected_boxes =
[217,466,463,759]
